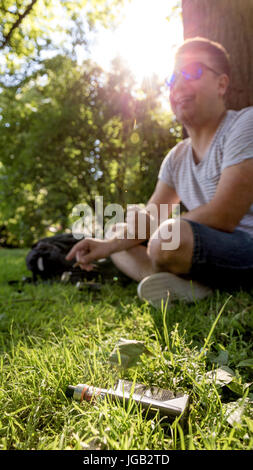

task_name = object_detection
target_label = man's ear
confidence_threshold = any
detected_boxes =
[218,73,230,97]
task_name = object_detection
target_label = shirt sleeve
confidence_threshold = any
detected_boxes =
[158,149,175,188]
[222,107,253,171]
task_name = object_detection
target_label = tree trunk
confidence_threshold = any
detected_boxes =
[182,0,253,110]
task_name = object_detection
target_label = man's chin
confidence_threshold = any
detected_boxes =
[174,111,193,126]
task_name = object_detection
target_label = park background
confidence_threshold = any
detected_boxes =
[0,0,253,451]
[1,0,253,247]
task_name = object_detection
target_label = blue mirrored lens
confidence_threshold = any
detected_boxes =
[183,63,203,80]
[166,63,204,89]
[166,73,176,88]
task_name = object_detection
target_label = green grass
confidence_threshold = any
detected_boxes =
[0,248,253,450]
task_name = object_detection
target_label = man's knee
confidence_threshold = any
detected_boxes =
[147,218,194,273]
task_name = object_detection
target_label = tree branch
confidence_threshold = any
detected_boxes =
[0,0,38,49]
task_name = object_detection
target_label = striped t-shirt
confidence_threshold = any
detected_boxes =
[158,106,253,236]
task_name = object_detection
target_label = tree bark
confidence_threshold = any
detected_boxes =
[182,0,253,110]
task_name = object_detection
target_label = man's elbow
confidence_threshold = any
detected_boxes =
[212,216,237,233]
[218,223,236,233]
[207,203,238,233]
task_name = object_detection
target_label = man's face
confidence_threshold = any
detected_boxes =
[169,50,226,126]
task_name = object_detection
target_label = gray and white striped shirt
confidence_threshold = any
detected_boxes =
[158,107,253,236]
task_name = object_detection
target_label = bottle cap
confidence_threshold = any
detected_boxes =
[65,385,75,398]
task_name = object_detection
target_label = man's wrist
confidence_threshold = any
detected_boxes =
[107,232,146,255]
[104,237,119,256]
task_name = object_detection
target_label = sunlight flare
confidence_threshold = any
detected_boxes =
[90,0,183,82]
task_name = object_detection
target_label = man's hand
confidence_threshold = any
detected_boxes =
[66,238,114,271]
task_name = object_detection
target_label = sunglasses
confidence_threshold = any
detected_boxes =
[166,61,220,89]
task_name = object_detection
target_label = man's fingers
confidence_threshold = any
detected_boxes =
[77,251,95,266]
[65,247,76,261]
[77,263,95,271]
[65,239,87,260]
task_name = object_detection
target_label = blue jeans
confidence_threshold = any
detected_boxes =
[185,220,253,290]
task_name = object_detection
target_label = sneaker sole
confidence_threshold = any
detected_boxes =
[137,272,212,309]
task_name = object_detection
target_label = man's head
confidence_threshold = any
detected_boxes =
[169,37,230,127]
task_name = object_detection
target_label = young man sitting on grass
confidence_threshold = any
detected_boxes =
[66,37,253,308]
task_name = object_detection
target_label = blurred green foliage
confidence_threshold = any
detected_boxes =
[0,1,182,246]
[0,55,181,245]
[0,1,124,73]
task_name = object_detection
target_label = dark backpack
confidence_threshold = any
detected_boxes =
[25,233,130,285]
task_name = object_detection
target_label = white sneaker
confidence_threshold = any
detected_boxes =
[137,272,213,309]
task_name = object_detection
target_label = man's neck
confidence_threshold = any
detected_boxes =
[185,109,227,164]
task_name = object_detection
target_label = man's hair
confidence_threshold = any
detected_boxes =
[176,37,231,78]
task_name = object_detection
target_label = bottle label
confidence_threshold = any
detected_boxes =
[83,385,101,402]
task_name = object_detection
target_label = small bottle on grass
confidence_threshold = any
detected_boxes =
[65,380,189,419]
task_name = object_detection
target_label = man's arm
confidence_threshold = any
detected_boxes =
[126,180,180,240]
[66,181,180,269]
[101,180,179,250]
[183,159,253,232]
[147,180,180,218]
